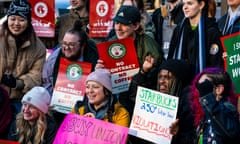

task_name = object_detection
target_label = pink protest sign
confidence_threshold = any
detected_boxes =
[53,113,129,144]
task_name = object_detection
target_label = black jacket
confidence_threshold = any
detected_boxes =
[152,3,184,51]
[168,17,223,74]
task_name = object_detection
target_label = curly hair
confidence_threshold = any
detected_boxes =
[190,67,237,127]
[15,110,47,144]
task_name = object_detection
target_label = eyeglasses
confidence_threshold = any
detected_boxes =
[60,41,80,49]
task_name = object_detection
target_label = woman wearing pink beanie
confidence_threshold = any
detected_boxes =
[72,69,130,127]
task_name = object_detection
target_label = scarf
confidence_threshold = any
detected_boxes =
[174,16,206,74]
[87,99,110,120]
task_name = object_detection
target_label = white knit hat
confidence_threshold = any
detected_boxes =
[21,86,51,114]
[86,69,112,92]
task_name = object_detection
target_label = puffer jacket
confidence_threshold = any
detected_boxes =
[72,96,130,127]
[0,27,46,100]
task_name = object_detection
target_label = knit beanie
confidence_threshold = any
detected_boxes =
[7,0,32,21]
[159,59,194,86]
[21,86,51,114]
[86,69,112,92]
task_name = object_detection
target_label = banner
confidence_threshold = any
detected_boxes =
[129,86,179,144]
[89,0,114,37]
[30,0,55,37]
[51,58,92,114]
[0,140,19,144]
[220,32,240,95]
[97,38,140,94]
[53,113,129,144]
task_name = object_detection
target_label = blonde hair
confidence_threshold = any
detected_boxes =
[16,110,47,144]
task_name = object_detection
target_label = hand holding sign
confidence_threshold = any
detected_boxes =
[84,112,95,118]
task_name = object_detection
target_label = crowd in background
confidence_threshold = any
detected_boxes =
[0,0,240,143]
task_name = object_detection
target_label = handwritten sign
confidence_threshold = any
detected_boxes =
[30,1,55,37]
[221,32,240,95]
[89,0,114,37]
[53,113,129,144]
[129,86,179,144]
[51,58,92,114]
[97,38,140,94]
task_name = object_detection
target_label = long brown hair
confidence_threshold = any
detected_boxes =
[16,109,47,144]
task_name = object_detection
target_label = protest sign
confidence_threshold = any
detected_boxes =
[129,86,179,144]
[221,32,240,95]
[89,0,114,37]
[53,113,129,144]
[0,140,19,144]
[30,1,55,37]
[51,58,92,114]
[97,38,140,94]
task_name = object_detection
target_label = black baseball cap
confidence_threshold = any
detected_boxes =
[113,5,141,25]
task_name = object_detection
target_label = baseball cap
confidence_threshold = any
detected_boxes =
[113,5,141,25]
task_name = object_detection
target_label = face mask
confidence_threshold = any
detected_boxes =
[196,79,214,97]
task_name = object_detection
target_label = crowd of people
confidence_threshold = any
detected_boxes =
[0,0,240,143]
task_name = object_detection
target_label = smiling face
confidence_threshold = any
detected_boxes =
[7,15,28,36]
[86,81,107,110]
[61,33,83,60]
[114,22,139,39]
[182,0,204,19]
[22,103,40,122]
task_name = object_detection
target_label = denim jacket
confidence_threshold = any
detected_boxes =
[196,93,240,144]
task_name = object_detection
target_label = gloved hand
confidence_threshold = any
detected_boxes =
[196,79,214,97]
[1,74,17,88]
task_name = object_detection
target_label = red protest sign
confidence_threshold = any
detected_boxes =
[51,58,92,114]
[30,1,55,37]
[97,38,140,94]
[89,0,114,38]
[0,140,20,144]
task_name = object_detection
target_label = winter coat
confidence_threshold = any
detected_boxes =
[196,93,240,144]
[8,115,57,144]
[172,86,196,144]
[55,8,89,44]
[72,97,130,127]
[168,17,223,74]
[0,27,46,100]
[152,3,184,52]
[42,39,98,95]
[218,13,240,35]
